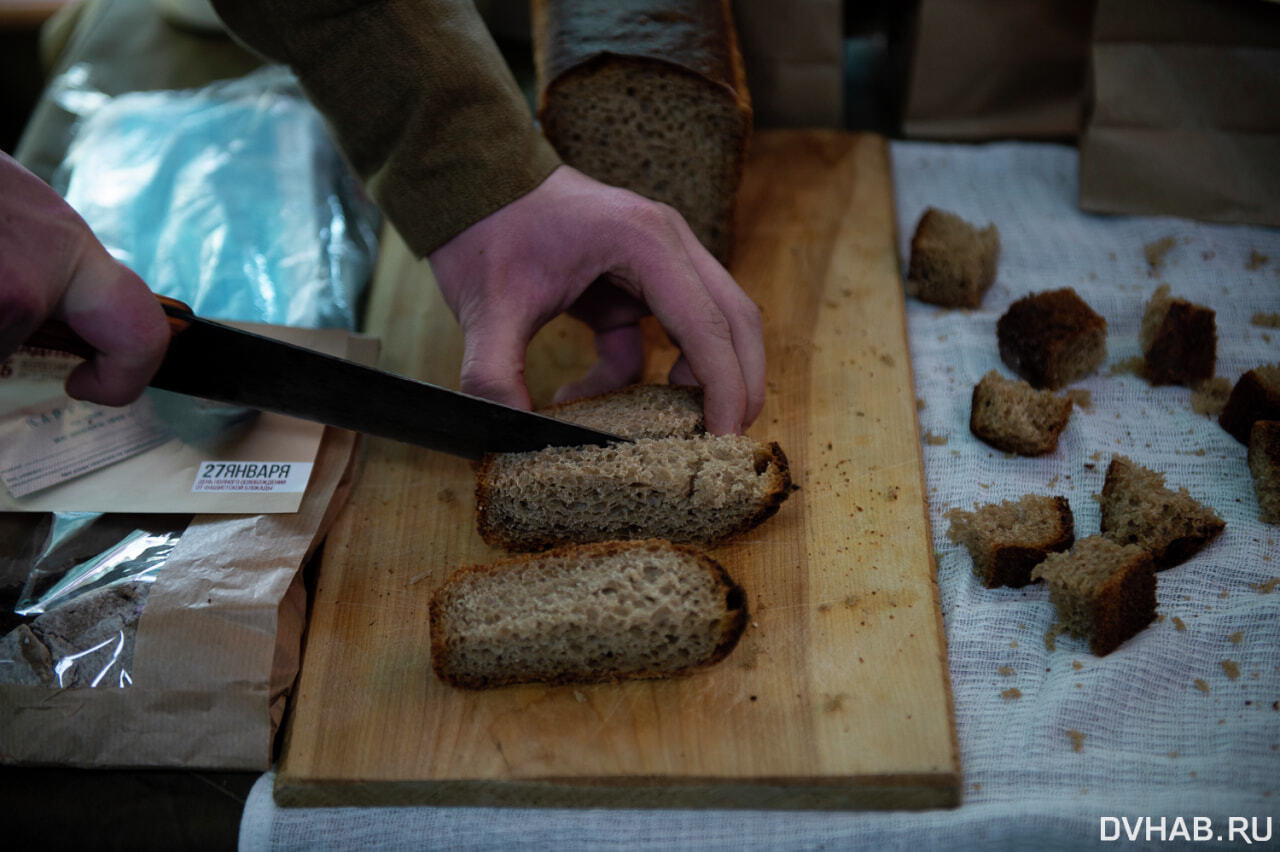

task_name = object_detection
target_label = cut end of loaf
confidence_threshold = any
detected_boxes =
[429,540,748,689]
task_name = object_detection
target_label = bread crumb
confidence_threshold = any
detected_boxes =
[923,431,948,446]
[1045,623,1069,651]
[886,486,900,501]
[1194,678,1210,694]
[1001,688,1022,700]
[1221,660,1241,680]
[407,571,432,586]
[1144,236,1178,273]
[1010,640,1019,649]
[1072,660,1083,670]
[1191,377,1232,416]
[1172,616,1187,631]
[1229,631,1244,644]
[1065,389,1093,410]
[1108,356,1144,377]
[1253,311,1280,328]
[824,693,847,712]
[573,690,587,703]
[998,665,1016,677]
[1067,729,1086,752]
[1247,249,1271,271]
[437,487,457,504]
[1251,577,1279,594]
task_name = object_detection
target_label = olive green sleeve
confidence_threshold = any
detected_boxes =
[210,0,562,257]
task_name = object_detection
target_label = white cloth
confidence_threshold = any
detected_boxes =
[240,142,1280,851]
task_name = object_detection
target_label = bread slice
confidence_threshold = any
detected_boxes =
[1219,364,1280,444]
[1031,536,1155,656]
[544,384,704,439]
[906,207,1001,308]
[1139,284,1216,386]
[1248,420,1280,524]
[430,539,747,688]
[476,434,791,551]
[997,288,1107,389]
[969,370,1073,455]
[532,0,752,263]
[1099,456,1225,570]
[946,494,1074,588]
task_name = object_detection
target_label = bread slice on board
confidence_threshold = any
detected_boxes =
[475,384,793,551]
[430,539,748,689]
[531,0,752,264]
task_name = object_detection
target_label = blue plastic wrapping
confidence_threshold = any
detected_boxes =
[52,64,380,329]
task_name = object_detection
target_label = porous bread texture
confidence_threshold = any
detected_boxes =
[946,494,1074,588]
[906,207,1001,308]
[476,434,791,551]
[545,384,704,439]
[969,370,1073,456]
[997,288,1107,390]
[429,539,747,688]
[1099,456,1225,570]
[1139,284,1216,386]
[1032,536,1155,656]
[538,56,749,264]
[1219,364,1280,444]
[1248,420,1280,524]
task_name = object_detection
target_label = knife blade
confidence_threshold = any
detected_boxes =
[25,296,629,460]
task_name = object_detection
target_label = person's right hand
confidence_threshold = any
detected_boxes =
[1,151,169,406]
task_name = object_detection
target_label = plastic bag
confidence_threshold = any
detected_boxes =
[51,64,380,329]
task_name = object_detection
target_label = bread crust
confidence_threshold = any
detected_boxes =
[997,289,1107,389]
[1220,365,1280,444]
[429,539,749,689]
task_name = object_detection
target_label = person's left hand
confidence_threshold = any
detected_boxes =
[428,165,765,435]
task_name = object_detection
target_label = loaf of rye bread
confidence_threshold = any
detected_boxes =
[532,0,752,263]
[475,384,792,551]
[430,539,748,688]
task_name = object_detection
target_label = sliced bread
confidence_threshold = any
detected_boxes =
[969,370,1073,456]
[544,384,704,439]
[1099,456,1225,570]
[1031,536,1156,657]
[946,494,1075,588]
[430,539,748,688]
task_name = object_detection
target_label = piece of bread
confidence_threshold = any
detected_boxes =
[1219,364,1280,444]
[969,370,1073,456]
[997,288,1107,389]
[1139,284,1216,386]
[1099,456,1225,570]
[1248,420,1280,524]
[1031,536,1156,656]
[906,207,1001,308]
[544,384,704,439]
[430,539,747,688]
[476,433,791,551]
[946,494,1075,588]
[531,0,752,264]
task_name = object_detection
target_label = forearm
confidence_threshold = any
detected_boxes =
[210,0,562,256]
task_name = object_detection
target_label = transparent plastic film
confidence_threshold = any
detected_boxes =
[0,513,188,689]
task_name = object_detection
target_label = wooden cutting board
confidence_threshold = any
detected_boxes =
[274,130,960,810]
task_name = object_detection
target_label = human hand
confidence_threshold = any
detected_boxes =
[1,151,169,406]
[427,165,765,435]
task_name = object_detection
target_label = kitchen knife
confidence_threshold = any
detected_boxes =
[25,295,629,460]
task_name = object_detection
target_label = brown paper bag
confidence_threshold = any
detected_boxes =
[732,0,845,128]
[902,0,1096,140]
[1078,0,1280,226]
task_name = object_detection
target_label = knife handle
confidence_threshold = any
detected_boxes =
[23,294,194,360]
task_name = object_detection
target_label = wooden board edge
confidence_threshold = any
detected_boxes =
[272,771,963,811]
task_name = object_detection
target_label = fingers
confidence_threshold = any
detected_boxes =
[552,323,645,404]
[456,303,536,411]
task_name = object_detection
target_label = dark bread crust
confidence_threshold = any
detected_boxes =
[1220,366,1280,444]
[429,539,749,689]
[1087,551,1156,656]
[1249,420,1280,524]
[473,440,793,552]
[997,289,1107,389]
[1142,299,1217,386]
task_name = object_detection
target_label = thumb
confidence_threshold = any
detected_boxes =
[552,323,645,404]
[457,309,536,411]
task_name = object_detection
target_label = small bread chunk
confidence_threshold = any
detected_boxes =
[997,288,1107,389]
[969,371,1073,455]
[906,207,1001,308]
[946,494,1075,588]
[1139,284,1216,386]
[545,385,704,439]
[1099,456,1225,570]
[1248,420,1280,524]
[1032,536,1156,656]
[476,435,791,551]
[1219,364,1280,444]
[430,540,748,688]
